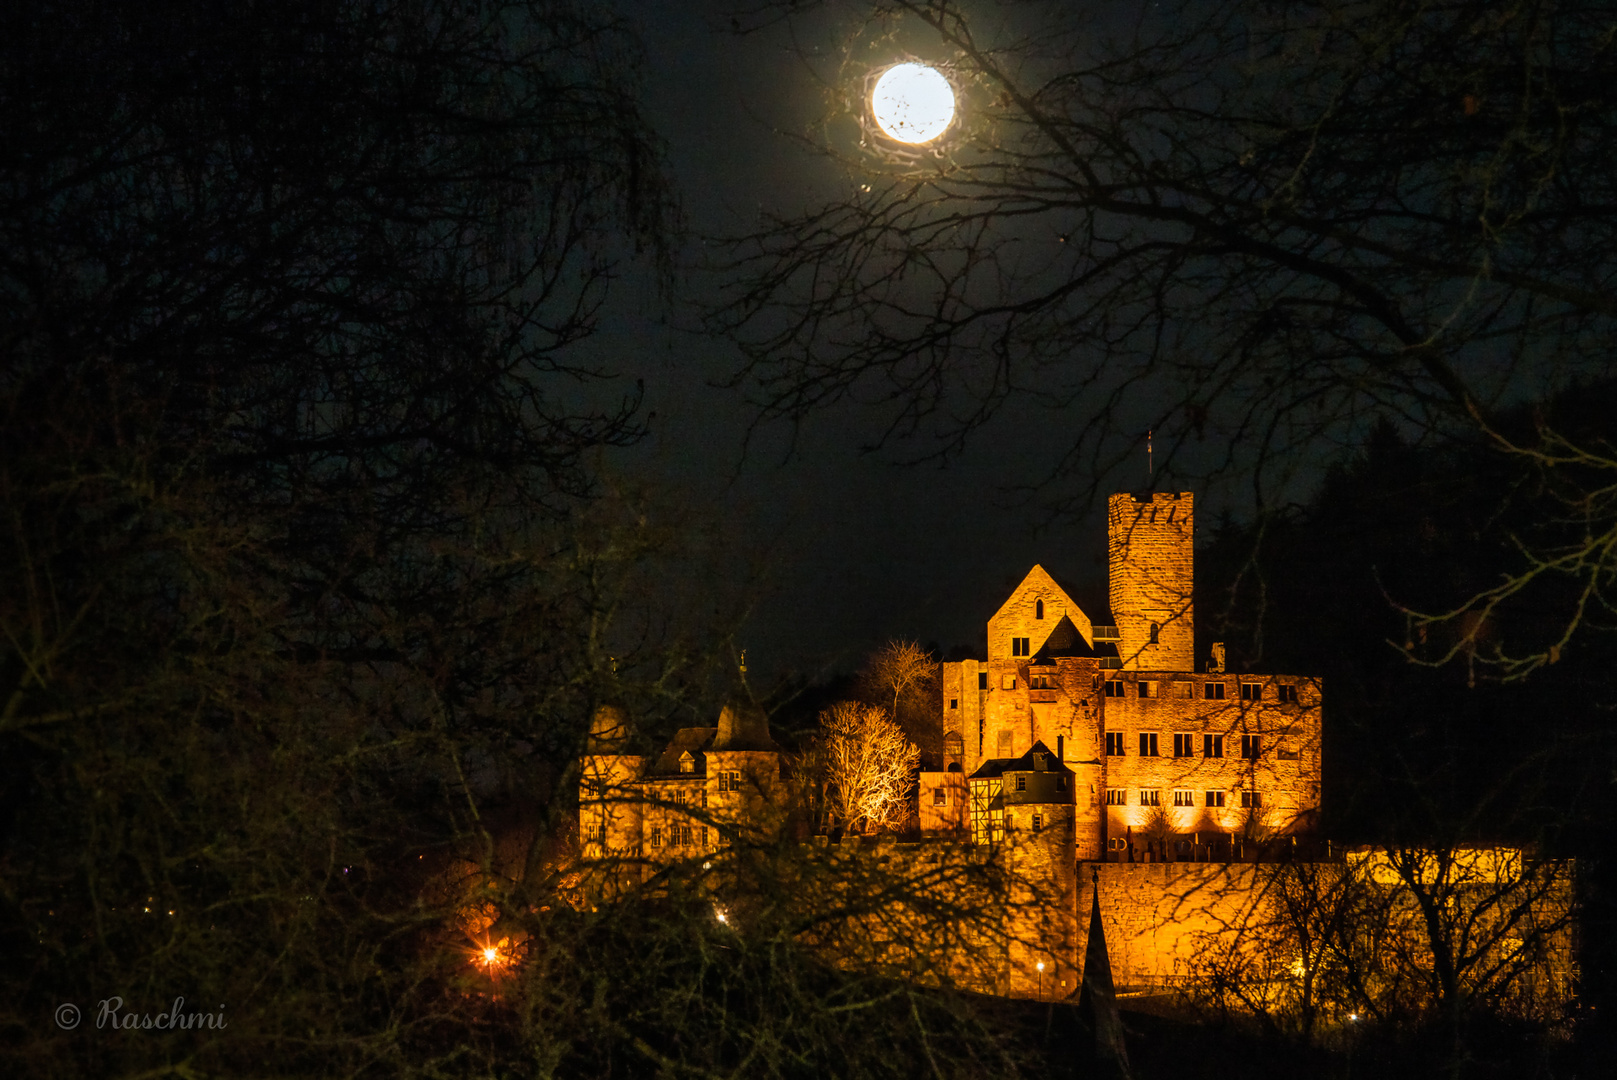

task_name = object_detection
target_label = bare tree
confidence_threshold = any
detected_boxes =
[856,638,942,756]
[1183,847,1575,1047]
[714,0,1617,680]
[820,701,921,833]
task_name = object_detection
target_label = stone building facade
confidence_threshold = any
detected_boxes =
[926,491,1323,862]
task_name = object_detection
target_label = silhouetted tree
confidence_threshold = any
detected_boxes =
[714,0,1617,681]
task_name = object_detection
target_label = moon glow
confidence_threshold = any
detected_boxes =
[871,63,955,144]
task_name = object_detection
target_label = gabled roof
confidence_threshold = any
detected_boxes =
[1033,617,1121,662]
[647,727,717,777]
[967,740,1076,780]
[989,564,1087,628]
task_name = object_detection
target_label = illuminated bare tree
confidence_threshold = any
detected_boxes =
[820,701,921,834]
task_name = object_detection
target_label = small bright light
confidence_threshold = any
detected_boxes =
[715,908,728,925]
[1036,961,1045,971]
[1349,1013,1359,1021]
[483,947,498,963]
[871,63,955,144]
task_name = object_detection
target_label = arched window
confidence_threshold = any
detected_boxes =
[1149,622,1160,644]
[944,731,964,760]
[1035,599,1044,619]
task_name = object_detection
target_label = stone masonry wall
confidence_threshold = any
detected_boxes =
[1099,672,1324,846]
[1108,492,1195,671]
[1079,863,1268,990]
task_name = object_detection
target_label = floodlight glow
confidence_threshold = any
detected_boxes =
[871,63,955,144]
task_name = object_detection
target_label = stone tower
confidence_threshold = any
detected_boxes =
[580,704,645,888]
[1107,491,1194,671]
[705,700,782,838]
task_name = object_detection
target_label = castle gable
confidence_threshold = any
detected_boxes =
[987,565,1095,660]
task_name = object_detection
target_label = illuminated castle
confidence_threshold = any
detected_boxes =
[576,493,1576,1007]
[578,491,1325,991]
[924,491,1323,859]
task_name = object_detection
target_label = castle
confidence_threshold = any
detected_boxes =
[576,492,1344,999]
[925,490,1323,860]
[574,493,1575,1010]
[582,490,1323,867]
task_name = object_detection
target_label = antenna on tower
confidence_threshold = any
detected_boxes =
[1147,429,1154,484]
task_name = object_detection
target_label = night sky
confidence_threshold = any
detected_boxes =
[598,3,1147,680]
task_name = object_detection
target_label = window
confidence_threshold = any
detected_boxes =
[1279,684,1300,704]
[1104,788,1127,806]
[1241,735,1261,760]
[701,826,709,847]
[1241,683,1262,701]
[1204,734,1224,758]
[1204,682,1227,700]
[1139,789,1161,807]
[1001,674,1016,690]
[1278,746,1300,761]
[1205,790,1226,808]
[1105,732,1125,756]
[1138,732,1159,757]
[1032,813,1044,831]
[979,672,989,690]
[1031,674,1051,689]
[1014,774,1027,792]
[679,751,695,773]
[1174,681,1194,699]
[1149,622,1160,644]
[1104,680,1125,697]
[1241,791,1262,808]
[1173,733,1195,758]
[997,730,1013,756]
[944,732,964,758]
[651,827,663,847]
[950,698,958,710]
[1011,636,1031,656]
[1036,599,1044,619]
[933,787,947,806]
[1056,775,1067,791]
[1173,789,1195,807]
[1138,680,1156,698]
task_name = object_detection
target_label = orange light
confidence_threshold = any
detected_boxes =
[483,947,498,964]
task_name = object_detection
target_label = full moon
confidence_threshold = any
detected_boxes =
[871,63,955,144]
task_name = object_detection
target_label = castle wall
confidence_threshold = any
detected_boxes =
[941,659,985,770]
[706,748,782,840]
[1108,492,1195,671]
[1099,672,1324,846]
[1079,863,1268,990]
[579,752,648,892]
[1002,804,1080,998]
